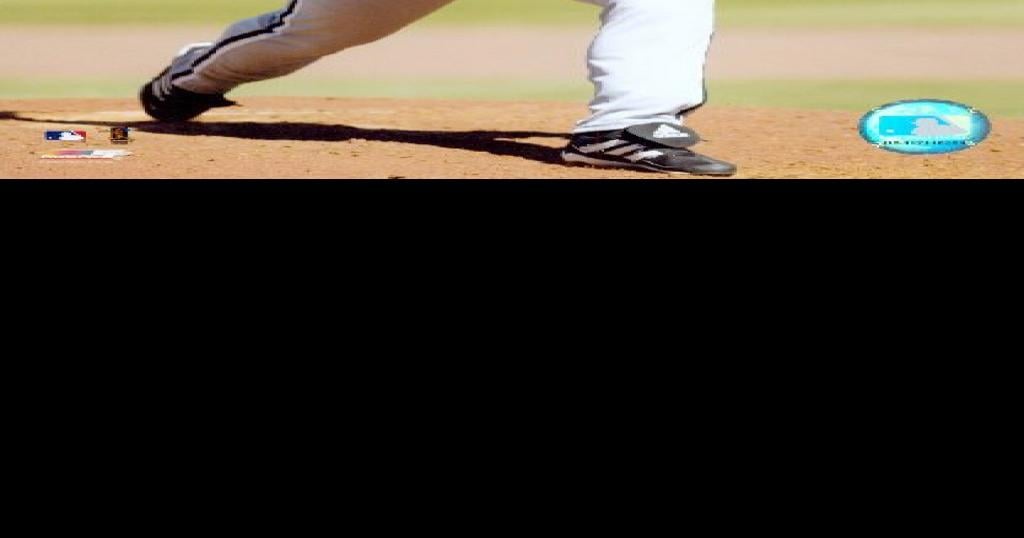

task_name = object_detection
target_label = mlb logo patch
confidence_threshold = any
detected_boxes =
[878,116,967,137]
[45,130,87,142]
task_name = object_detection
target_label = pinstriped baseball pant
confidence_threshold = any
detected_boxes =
[169,0,715,133]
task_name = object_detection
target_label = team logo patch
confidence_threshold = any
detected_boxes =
[108,126,134,145]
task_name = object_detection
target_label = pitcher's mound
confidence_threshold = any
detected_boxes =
[2,97,1021,179]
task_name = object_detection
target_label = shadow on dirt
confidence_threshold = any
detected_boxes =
[4,112,570,165]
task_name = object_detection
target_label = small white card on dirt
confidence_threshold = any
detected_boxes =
[40,149,133,160]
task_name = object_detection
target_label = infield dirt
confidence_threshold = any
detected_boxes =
[2,97,1022,179]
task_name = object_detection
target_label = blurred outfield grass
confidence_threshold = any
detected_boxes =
[2,0,1023,26]
[5,78,1022,117]
[2,0,1021,116]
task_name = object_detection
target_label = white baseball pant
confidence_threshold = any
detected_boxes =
[169,0,715,133]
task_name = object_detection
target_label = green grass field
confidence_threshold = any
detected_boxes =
[2,0,1021,116]
[3,0,1023,26]
[4,77,1020,117]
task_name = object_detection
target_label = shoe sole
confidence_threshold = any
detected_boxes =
[561,151,736,177]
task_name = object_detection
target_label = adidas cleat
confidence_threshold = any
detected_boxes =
[139,43,237,122]
[562,122,737,177]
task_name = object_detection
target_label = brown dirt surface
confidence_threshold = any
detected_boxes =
[2,97,1022,179]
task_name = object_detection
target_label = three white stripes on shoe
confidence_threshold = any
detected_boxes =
[576,125,691,162]
[578,139,665,163]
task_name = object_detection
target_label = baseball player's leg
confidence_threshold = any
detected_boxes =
[563,0,733,175]
[172,0,454,95]
[574,0,714,133]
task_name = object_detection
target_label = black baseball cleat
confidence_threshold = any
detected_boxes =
[562,122,737,176]
[140,68,237,122]
[139,43,237,122]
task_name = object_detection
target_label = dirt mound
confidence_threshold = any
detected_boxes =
[2,97,1022,179]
